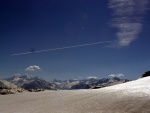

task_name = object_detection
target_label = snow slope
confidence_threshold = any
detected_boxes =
[102,76,150,97]
[0,77,150,113]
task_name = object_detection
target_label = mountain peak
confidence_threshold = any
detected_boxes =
[20,75,32,79]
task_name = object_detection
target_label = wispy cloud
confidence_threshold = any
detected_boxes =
[109,73,124,77]
[108,0,149,47]
[25,65,41,71]
[87,76,97,79]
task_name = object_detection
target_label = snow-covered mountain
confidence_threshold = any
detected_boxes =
[5,75,54,90]
[22,77,54,90]
[3,75,129,90]
[51,77,129,90]
[5,75,32,86]
[51,79,80,89]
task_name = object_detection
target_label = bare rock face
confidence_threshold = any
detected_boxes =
[0,88,25,95]
[0,89,9,95]
[0,79,19,95]
[16,88,24,93]
[141,71,150,78]
[27,89,44,92]
[8,89,17,94]
[0,89,16,95]
[0,80,18,89]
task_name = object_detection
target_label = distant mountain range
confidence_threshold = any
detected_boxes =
[0,74,130,94]
[51,77,130,90]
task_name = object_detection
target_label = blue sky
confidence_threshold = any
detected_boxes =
[0,0,150,81]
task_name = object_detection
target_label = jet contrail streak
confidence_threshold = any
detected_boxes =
[11,40,114,56]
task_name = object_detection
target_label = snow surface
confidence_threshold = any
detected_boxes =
[0,77,150,113]
[101,76,150,97]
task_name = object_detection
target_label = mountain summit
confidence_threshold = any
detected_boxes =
[5,75,54,90]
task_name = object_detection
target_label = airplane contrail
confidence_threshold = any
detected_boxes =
[11,40,115,56]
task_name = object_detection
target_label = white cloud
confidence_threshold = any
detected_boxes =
[25,65,41,71]
[109,73,124,77]
[15,74,21,76]
[87,76,97,79]
[108,0,149,47]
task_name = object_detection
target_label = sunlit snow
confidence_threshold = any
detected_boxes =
[0,77,150,113]
[101,76,150,97]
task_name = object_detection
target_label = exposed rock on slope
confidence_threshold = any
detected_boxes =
[0,79,18,95]
[71,83,91,89]
[0,79,17,89]
[141,71,150,78]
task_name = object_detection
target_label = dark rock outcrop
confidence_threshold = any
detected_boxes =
[71,83,91,89]
[0,79,26,95]
[0,89,19,95]
[141,71,150,78]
